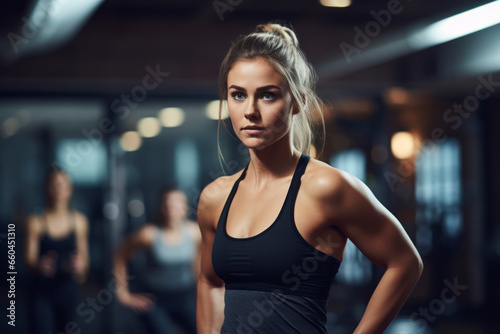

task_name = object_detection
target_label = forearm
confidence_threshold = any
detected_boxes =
[354,260,422,334]
[76,247,90,280]
[113,255,131,298]
[196,278,225,334]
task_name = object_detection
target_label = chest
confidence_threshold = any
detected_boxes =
[42,213,75,239]
[226,179,291,239]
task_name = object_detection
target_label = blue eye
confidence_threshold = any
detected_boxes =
[232,92,246,101]
[261,92,275,100]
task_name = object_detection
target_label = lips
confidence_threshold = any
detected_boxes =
[242,125,263,135]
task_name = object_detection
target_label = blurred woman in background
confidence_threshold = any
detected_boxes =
[114,187,201,334]
[24,168,89,334]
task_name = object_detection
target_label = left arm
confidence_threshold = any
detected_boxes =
[323,170,423,334]
[72,212,90,282]
[188,221,202,278]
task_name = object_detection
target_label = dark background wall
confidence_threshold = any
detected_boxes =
[1,1,499,333]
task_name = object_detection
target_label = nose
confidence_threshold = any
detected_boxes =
[244,98,260,120]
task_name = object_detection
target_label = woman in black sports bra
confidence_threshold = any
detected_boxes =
[24,168,89,334]
[197,23,423,333]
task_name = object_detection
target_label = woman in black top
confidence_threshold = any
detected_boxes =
[24,169,89,334]
[197,23,423,333]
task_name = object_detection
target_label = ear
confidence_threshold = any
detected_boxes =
[291,93,306,115]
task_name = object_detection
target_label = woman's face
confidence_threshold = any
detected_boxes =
[227,57,294,151]
[47,172,72,205]
[160,191,187,224]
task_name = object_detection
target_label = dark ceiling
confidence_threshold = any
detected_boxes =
[0,0,498,99]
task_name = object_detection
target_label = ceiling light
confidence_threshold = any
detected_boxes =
[205,100,229,120]
[137,117,161,138]
[391,132,415,159]
[120,131,142,151]
[320,0,352,8]
[159,107,185,127]
[407,1,500,49]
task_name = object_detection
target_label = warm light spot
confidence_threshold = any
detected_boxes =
[158,107,185,127]
[2,117,20,137]
[205,100,229,120]
[320,0,351,8]
[137,117,161,138]
[385,87,410,105]
[120,131,142,151]
[391,132,415,159]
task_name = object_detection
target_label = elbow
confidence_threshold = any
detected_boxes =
[393,252,423,280]
[416,253,424,276]
[409,252,424,279]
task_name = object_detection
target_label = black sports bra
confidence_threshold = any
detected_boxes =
[212,154,341,300]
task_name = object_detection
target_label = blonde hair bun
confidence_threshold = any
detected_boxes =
[256,23,299,48]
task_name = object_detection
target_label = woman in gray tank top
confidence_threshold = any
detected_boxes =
[115,187,201,334]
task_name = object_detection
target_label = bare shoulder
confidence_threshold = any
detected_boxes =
[198,169,244,229]
[73,211,89,233]
[134,224,157,245]
[25,214,43,235]
[303,158,374,204]
[301,158,350,201]
[199,173,240,206]
[186,220,202,242]
[300,158,380,227]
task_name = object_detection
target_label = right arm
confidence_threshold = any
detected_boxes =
[114,225,155,313]
[24,215,42,272]
[196,182,226,334]
[24,215,57,277]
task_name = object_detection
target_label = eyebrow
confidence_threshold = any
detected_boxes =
[228,85,282,92]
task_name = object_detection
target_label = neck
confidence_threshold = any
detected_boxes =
[247,136,301,186]
[46,202,70,214]
[160,218,184,231]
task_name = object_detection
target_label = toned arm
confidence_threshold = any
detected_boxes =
[187,221,202,278]
[196,181,226,334]
[317,168,423,334]
[24,215,43,272]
